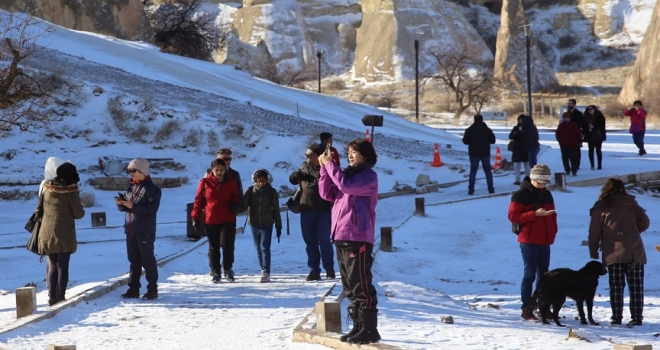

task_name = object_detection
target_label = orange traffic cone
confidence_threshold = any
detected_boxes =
[431,143,444,167]
[491,147,502,170]
[365,129,371,142]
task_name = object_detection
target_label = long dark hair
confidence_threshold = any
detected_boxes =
[346,138,377,167]
[598,178,626,203]
[210,159,228,180]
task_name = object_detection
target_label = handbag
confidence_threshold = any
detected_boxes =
[26,191,45,256]
[286,186,302,214]
[507,140,515,152]
[25,213,38,233]
[512,191,546,235]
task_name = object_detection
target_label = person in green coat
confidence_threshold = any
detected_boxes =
[38,162,85,306]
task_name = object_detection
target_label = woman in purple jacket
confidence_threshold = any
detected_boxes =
[318,138,380,345]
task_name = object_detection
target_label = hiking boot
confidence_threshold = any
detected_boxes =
[225,269,235,283]
[340,307,361,342]
[121,288,140,299]
[306,271,321,281]
[521,310,538,321]
[326,270,336,279]
[48,298,59,306]
[347,310,381,344]
[212,273,221,283]
[143,288,158,300]
[626,320,642,327]
[610,320,622,326]
[260,272,270,283]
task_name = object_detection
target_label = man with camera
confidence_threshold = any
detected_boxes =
[623,100,647,155]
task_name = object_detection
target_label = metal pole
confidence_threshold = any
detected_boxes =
[415,40,419,124]
[525,30,532,118]
[317,51,322,93]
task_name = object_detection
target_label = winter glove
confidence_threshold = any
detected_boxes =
[229,202,240,214]
[192,220,199,234]
[276,228,282,243]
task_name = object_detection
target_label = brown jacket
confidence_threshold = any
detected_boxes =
[588,193,649,266]
[37,181,85,255]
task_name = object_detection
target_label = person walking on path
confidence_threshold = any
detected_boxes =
[289,144,335,281]
[555,112,582,176]
[116,158,162,300]
[521,115,540,168]
[583,105,606,169]
[589,178,650,327]
[567,99,584,171]
[508,164,558,321]
[321,132,340,165]
[242,169,282,283]
[39,161,85,306]
[509,115,530,185]
[623,100,647,156]
[462,114,496,195]
[192,158,241,283]
[319,138,380,344]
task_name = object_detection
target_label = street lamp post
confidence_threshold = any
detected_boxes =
[316,51,322,93]
[415,39,419,124]
[521,25,532,118]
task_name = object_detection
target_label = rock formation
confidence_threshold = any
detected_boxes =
[618,0,660,105]
[494,0,558,92]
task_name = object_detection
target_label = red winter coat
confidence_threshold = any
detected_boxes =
[623,107,647,133]
[508,180,558,245]
[191,173,240,225]
[555,121,582,147]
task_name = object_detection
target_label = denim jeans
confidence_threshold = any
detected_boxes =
[468,156,494,193]
[250,225,273,274]
[520,243,550,309]
[632,131,645,152]
[528,146,540,168]
[300,211,334,273]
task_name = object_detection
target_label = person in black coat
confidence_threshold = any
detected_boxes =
[567,99,584,171]
[583,105,606,170]
[509,115,530,185]
[462,114,496,195]
[521,115,540,167]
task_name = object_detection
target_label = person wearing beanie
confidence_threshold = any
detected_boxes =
[116,158,162,300]
[38,161,85,306]
[320,132,340,165]
[462,114,496,195]
[508,164,558,321]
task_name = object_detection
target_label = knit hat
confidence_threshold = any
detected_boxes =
[529,164,552,184]
[56,162,80,185]
[127,158,149,176]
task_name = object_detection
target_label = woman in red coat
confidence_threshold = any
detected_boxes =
[623,100,647,155]
[192,159,241,283]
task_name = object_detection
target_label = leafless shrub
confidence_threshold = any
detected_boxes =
[107,96,130,131]
[224,122,244,137]
[183,127,202,147]
[560,53,582,66]
[257,61,313,87]
[155,120,180,142]
[327,79,346,91]
[557,34,577,49]
[206,129,219,153]
[128,124,151,143]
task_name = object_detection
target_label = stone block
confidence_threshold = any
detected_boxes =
[414,186,428,194]
[424,183,439,192]
[16,286,36,318]
[80,192,95,208]
[381,227,393,252]
[581,240,589,246]
[415,197,425,216]
[47,345,77,350]
[315,301,341,333]
[415,174,431,186]
[612,344,652,350]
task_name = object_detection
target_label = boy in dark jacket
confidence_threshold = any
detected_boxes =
[116,158,162,300]
[243,169,282,283]
[462,114,496,195]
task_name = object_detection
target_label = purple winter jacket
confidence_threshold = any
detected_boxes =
[319,162,378,244]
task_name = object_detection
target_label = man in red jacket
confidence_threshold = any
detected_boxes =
[508,164,558,321]
[555,112,583,176]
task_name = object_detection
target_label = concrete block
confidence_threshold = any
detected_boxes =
[315,301,341,333]
[612,344,652,350]
[581,240,589,246]
[16,286,36,318]
[381,227,393,252]
[47,345,77,350]
[415,197,425,216]
[424,183,439,192]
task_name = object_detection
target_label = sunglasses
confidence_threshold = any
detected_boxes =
[305,154,317,158]
[221,157,232,161]
[129,169,141,174]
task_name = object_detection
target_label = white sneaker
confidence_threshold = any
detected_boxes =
[260,273,270,283]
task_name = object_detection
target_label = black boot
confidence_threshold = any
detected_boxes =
[347,309,381,344]
[340,306,361,342]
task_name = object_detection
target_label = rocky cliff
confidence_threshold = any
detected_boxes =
[618,0,660,105]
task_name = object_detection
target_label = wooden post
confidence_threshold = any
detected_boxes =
[415,197,425,216]
[381,227,393,252]
[627,174,637,185]
[555,172,566,191]
[16,286,37,319]
[315,301,341,333]
[47,345,77,350]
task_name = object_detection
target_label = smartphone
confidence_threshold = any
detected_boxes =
[115,192,127,201]
[325,142,332,154]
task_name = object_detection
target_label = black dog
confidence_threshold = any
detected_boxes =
[527,260,606,327]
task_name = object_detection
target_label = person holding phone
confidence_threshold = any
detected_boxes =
[623,100,647,155]
[116,158,162,300]
[508,164,558,321]
[320,132,340,165]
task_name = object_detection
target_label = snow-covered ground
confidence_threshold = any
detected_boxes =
[0,13,659,350]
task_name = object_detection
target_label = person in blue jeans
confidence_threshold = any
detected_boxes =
[242,169,282,283]
[462,114,495,195]
[520,115,541,169]
[289,144,335,281]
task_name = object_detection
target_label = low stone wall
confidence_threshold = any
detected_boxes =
[89,177,189,191]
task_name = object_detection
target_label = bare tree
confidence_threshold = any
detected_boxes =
[257,61,313,87]
[427,47,497,125]
[0,12,61,132]
[382,83,398,113]
[143,0,225,61]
